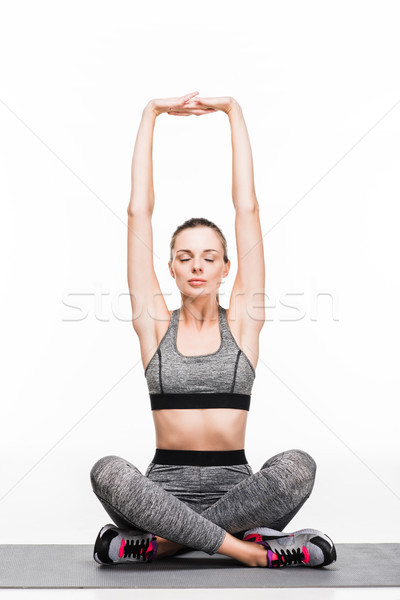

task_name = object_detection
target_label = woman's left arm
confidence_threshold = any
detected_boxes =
[227,99,258,211]
[168,94,265,329]
[228,99,265,330]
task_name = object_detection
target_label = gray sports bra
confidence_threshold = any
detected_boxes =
[144,304,256,411]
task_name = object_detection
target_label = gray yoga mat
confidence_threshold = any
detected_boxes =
[0,544,399,588]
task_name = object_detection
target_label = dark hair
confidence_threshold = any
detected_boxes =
[169,217,229,305]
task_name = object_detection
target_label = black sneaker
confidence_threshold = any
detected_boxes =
[243,526,337,568]
[93,523,158,565]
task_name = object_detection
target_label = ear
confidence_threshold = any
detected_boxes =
[223,259,231,278]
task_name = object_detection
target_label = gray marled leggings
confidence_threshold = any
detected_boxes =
[90,448,316,556]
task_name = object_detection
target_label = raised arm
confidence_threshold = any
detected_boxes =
[228,99,259,212]
[126,102,168,339]
[127,93,205,340]
[127,103,157,216]
[227,99,265,330]
[183,95,265,327]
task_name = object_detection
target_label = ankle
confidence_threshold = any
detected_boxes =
[153,536,186,558]
[216,532,266,567]
[249,541,269,567]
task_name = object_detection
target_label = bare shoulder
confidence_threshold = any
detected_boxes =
[134,306,174,373]
[226,305,261,373]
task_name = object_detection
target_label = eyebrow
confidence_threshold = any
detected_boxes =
[176,249,219,254]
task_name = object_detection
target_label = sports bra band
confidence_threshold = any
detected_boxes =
[150,392,251,411]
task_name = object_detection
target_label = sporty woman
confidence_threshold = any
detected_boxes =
[89,92,337,569]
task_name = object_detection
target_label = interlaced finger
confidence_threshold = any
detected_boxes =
[167,105,217,116]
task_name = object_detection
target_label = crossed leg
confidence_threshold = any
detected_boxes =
[172,448,317,555]
[90,454,227,555]
[90,448,316,557]
[200,448,317,533]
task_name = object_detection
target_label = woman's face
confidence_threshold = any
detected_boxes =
[169,227,230,300]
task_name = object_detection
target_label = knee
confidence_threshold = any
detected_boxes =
[90,455,118,495]
[286,449,317,492]
[90,455,134,497]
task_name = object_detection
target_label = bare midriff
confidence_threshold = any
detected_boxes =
[152,408,248,451]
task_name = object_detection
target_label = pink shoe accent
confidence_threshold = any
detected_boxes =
[140,537,158,561]
[302,545,310,563]
[244,533,263,543]
[118,538,126,558]
[149,537,158,560]
[268,549,279,565]
[268,549,286,567]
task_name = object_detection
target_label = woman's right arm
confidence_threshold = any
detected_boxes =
[127,93,209,337]
[127,102,168,338]
[127,102,157,216]
[127,92,201,216]
[127,92,203,216]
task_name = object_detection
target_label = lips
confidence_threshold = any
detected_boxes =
[188,279,206,282]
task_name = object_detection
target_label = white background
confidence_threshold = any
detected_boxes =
[0,0,399,546]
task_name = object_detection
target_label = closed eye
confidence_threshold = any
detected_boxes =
[180,259,214,262]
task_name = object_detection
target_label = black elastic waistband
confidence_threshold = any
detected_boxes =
[151,448,248,466]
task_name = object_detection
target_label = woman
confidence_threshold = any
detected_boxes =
[89,92,337,569]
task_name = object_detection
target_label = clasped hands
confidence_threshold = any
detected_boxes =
[148,91,236,117]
